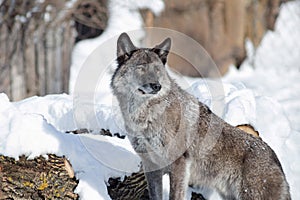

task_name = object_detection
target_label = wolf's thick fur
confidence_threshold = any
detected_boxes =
[111,33,291,200]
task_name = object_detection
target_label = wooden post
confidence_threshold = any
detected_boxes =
[145,10,154,27]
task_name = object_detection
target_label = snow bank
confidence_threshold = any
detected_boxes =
[0,93,140,200]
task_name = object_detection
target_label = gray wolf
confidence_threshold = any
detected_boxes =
[111,32,290,200]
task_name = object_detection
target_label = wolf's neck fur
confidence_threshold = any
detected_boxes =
[118,79,205,163]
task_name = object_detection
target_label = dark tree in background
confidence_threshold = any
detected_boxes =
[73,0,107,43]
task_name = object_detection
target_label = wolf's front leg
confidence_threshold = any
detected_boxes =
[144,169,163,200]
[169,155,190,200]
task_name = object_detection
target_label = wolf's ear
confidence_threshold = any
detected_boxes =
[117,33,136,63]
[153,38,171,65]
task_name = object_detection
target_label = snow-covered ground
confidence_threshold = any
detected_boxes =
[1,1,300,200]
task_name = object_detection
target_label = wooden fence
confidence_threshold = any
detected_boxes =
[0,0,107,101]
[0,1,75,101]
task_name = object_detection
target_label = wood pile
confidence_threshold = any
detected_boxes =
[0,154,78,199]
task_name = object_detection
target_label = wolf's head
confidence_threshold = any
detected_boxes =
[111,33,172,100]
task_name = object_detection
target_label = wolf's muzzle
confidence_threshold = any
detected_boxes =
[138,82,161,94]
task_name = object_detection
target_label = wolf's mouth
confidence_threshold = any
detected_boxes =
[138,88,146,94]
[138,83,161,95]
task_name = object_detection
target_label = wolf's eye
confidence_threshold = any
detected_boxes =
[136,66,145,72]
[155,66,161,74]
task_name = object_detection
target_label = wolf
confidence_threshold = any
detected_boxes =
[111,32,291,200]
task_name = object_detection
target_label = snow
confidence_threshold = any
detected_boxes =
[1,0,300,200]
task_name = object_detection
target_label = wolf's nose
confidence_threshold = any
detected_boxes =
[138,82,161,94]
[150,83,161,93]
